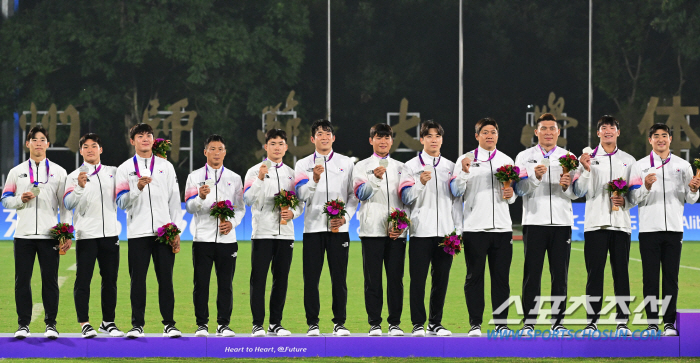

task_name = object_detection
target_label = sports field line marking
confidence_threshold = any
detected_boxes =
[30,276,68,323]
[67,263,77,271]
[570,247,700,271]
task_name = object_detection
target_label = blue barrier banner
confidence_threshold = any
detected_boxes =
[2,203,700,241]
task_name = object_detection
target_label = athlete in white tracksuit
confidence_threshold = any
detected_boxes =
[352,123,408,336]
[627,123,700,336]
[399,120,461,337]
[450,118,517,336]
[115,123,182,338]
[1,126,70,339]
[294,120,358,336]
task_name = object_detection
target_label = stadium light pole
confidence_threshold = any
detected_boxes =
[458,0,464,156]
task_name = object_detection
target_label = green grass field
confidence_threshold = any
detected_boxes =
[1,240,699,336]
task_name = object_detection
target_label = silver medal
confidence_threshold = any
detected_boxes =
[541,158,550,167]
[204,179,215,187]
[31,186,40,197]
[79,165,89,173]
[263,160,272,168]
[465,152,475,162]
[379,159,389,168]
[582,146,593,155]
[314,158,324,166]
[423,165,432,173]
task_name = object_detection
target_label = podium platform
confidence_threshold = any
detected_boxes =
[1,310,698,358]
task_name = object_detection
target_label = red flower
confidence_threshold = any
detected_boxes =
[61,226,67,233]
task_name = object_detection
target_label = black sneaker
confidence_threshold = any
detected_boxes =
[163,324,182,338]
[388,324,404,336]
[268,324,291,336]
[412,324,425,337]
[427,323,452,336]
[307,324,320,336]
[467,324,481,337]
[520,324,535,335]
[495,325,513,335]
[368,324,382,336]
[582,323,598,334]
[126,326,144,338]
[333,323,350,336]
[195,324,209,337]
[550,324,571,337]
[645,324,659,334]
[616,323,632,336]
[251,325,266,337]
[44,324,59,339]
[663,323,678,336]
[81,323,97,338]
[99,322,125,337]
[14,325,30,339]
[217,325,236,337]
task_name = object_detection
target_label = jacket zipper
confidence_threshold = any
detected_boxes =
[215,169,219,242]
[489,154,495,229]
[34,163,38,235]
[324,156,329,232]
[435,163,439,236]
[96,168,105,237]
[608,155,612,226]
[276,166,281,235]
[662,163,667,231]
[145,159,154,233]
[549,164,553,225]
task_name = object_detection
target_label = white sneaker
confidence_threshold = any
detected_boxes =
[81,323,97,338]
[163,324,182,338]
[251,325,266,337]
[582,323,598,335]
[333,324,351,336]
[268,324,291,336]
[616,324,632,337]
[217,325,236,337]
[126,326,145,338]
[388,325,404,336]
[307,324,320,336]
[664,323,678,336]
[14,325,30,339]
[99,322,125,337]
[412,325,425,337]
[44,324,59,339]
[550,324,571,337]
[427,324,452,336]
[195,324,209,337]
[368,325,382,336]
[468,325,481,337]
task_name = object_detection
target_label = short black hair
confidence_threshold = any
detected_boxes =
[536,113,559,129]
[265,129,288,143]
[26,126,50,143]
[204,134,226,149]
[311,119,334,137]
[597,115,620,130]
[369,123,393,138]
[79,133,102,148]
[648,123,671,138]
[129,123,153,140]
[420,120,444,138]
[475,117,499,133]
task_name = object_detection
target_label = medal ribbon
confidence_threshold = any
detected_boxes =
[132,155,155,178]
[28,159,50,186]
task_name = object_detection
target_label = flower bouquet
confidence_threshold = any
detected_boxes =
[694,158,700,178]
[273,189,300,225]
[386,208,410,236]
[152,138,172,159]
[494,165,521,199]
[558,153,580,187]
[605,177,630,212]
[49,223,74,256]
[323,198,347,233]
[156,222,181,253]
[210,200,235,233]
[439,230,462,257]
